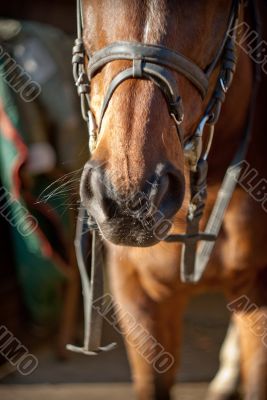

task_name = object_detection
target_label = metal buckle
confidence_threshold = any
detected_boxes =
[67,343,117,356]
[184,115,215,170]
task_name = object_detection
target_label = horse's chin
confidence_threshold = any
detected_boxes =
[98,219,170,247]
[104,234,160,248]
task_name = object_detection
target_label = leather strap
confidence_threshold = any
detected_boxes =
[98,61,184,140]
[89,41,209,98]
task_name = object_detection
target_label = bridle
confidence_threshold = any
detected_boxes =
[67,0,261,356]
[73,0,239,152]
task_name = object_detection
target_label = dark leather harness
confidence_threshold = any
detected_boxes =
[67,0,261,355]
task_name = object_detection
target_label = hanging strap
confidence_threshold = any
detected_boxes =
[192,51,261,282]
[66,206,117,355]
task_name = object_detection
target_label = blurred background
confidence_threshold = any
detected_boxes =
[0,2,230,399]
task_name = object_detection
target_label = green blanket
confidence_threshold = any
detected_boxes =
[0,21,86,324]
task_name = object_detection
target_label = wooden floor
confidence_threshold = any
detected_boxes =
[0,383,209,400]
[0,293,230,400]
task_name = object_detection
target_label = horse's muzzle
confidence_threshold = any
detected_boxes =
[80,161,185,246]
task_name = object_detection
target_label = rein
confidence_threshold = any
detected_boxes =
[67,0,261,355]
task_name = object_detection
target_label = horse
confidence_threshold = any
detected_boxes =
[77,0,267,398]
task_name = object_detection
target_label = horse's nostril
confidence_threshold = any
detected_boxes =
[145,164,185,219]
[80,161,105,209]
[149,174,170,211]
[80,163,97,205]
[102,196,119,219]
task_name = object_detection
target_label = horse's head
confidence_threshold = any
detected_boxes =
[80,0,233,246]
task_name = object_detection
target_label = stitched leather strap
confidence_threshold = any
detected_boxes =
[89,41,209,98]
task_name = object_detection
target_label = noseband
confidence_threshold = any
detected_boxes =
[68,0,261,356]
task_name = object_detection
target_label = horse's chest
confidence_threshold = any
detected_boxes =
[205,185,267,276]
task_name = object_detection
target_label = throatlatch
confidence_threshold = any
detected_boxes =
[67,0,260,355]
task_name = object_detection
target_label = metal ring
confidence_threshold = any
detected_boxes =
[203,124,215,160]
[220,78,227,93]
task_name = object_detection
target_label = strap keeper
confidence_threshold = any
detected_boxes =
[72,54,85,64]
[133,58,143,78]
[73,38,85,54]
[78,84,90,95]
